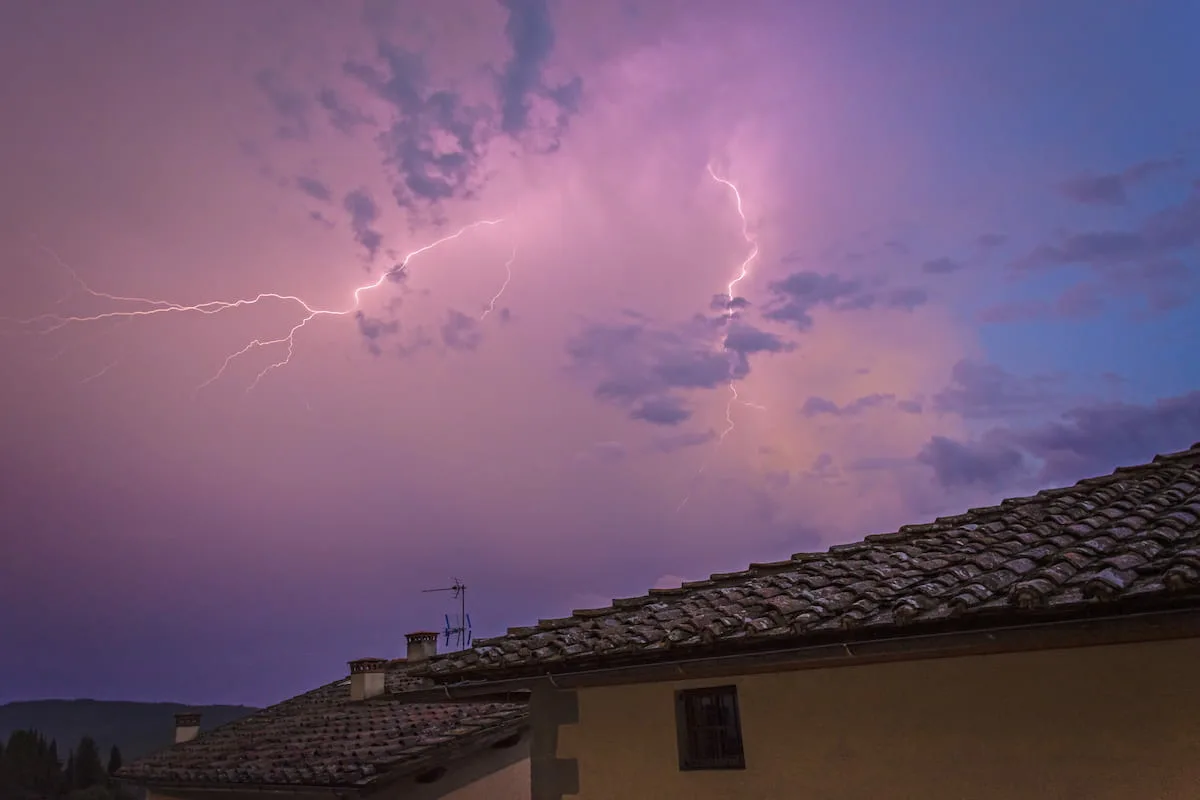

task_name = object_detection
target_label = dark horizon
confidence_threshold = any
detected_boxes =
[3,0,1200,709]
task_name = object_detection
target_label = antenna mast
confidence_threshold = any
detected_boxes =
[420,578,473,651]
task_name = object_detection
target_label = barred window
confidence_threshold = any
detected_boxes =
[675,685,746,771]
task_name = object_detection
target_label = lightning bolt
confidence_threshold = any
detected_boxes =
[79,358,120,385]
[480,242,517,321]
[13,220,506,392]
[707,164,763,441]
[676,166,762,514]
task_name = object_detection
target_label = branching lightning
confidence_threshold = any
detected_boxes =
[480,242,518,321]
[676,165,763,514]
[707,164,763,442]
[12,220,506,392]
[79,359,120,385]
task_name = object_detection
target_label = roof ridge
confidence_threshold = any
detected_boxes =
[455,442,1200,660]
[1155,441,1200,462]
[522,448,1200,632]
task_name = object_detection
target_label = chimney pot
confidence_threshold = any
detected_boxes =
[405,631,439,663]
[173,712,202,744]
[347,657,387,701]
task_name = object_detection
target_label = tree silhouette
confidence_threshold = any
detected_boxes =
[64,749,77,791]
[106,745,122,777]
[1,729,66,797]
[72,736,105,791]
[0,728,129,799]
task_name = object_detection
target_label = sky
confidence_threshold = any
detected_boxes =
[2,0,1199,708]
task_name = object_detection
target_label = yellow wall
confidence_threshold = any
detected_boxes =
[557,637,1200,800]
[442,757,529,800]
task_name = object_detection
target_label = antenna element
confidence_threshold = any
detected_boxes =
[421,578,473,651]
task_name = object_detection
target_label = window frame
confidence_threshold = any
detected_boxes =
[674,684,747,771]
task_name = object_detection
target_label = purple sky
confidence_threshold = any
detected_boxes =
[2,0,1199,707]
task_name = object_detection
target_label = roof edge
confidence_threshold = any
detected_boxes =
[119,780,349,796]
[463,441,1200,642]
[119,717,530,793]
[418,600,1200,691]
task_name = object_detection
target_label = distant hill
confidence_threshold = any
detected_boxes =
[0,699,259,761]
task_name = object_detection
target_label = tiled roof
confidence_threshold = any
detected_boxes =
[117,662,526,789]
[424,443,1200,680]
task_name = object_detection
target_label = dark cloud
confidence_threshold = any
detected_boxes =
[497,0,556,132]
[978,301,1042,324]
[1143,187,1200,250]
[1130,259,1199,312]
[346,44,490,211]
[496,0,583,151]
[1019,231,1149,268]
[723,323,793,358]
[340,3,582,214]
[631,396,691,426]
[811,452,835,473]
[254,70,310,141]
[1011,392,1200,483]
[801,393,921,418]
[763,270,928,329]
[848,455,917,473]
[567,314,787,427]
[770,271,861,306]
[355,311,399,357]
[980,282,1107,324]
[763,272,863,330]
[921,256,964,275]
[295,176,332,203]
[309,210,335,229]
[317,87,375,134]
[1016,182,1200,270]
[342,189,383,260]
[1058,157,1185,206]
[986,256,1198,322]
[887,286,928,310]
[651,348,733,389]
[801,396,839,416]
[932,360,1064,420]
[440,310,483,351]
[710,294,750,312]
[1059,174,1125,206]
[917,391,1200,489]
[917,435,1027,490]
[977,233,1007,249]
[1054,282,1106,318]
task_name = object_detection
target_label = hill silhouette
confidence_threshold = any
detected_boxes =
[0,700,258,761]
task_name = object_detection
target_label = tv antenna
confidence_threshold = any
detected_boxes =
[421,578,472,651]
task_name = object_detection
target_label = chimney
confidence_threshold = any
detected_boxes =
[174,712,201,744]
[406,631,439,662]
[348,658,387,701]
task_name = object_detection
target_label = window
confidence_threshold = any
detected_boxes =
[675,685,746,771]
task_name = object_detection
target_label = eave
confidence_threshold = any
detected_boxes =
[404,599,1200,698]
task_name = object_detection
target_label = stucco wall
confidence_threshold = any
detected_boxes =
[441,756,529,800]
[555,637,1200,800]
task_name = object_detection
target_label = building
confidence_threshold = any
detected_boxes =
[415,443,1200,800]
[117,632,530,800]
